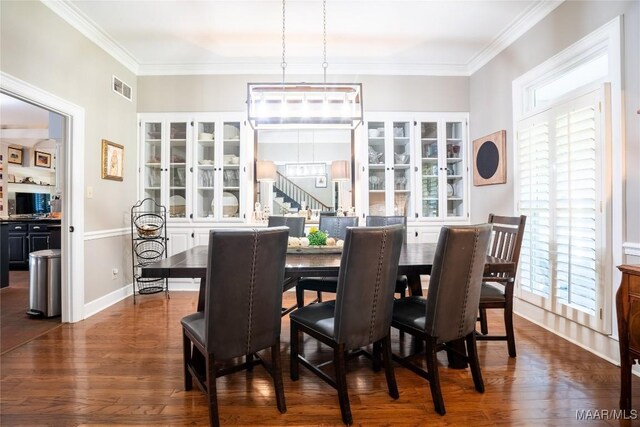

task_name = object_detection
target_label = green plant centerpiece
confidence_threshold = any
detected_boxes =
[307,227,327,246]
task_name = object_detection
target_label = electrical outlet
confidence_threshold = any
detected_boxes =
[111,268,118,279]
[86,186,94,199]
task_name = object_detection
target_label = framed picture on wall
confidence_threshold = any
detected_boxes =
[34,151,52,168]
[315,175,327,188]
[473,130,506,186]
[8,147,22,165]
[101,139,124,181]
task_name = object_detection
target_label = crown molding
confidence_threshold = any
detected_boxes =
[137,61,469,77]
[466,0,564,75]
[43,0,563,78]
[41,0,139,74]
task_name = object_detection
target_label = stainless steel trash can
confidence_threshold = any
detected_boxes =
[27,249,61,317]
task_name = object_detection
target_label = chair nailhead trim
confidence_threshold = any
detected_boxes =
[458,228,480,338]
[369,229,387,343]
[246,231,259,353]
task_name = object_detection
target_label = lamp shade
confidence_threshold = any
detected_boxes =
[256,160,277,182]
[331,160,351,182]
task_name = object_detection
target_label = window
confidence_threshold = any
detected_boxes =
[513,17,621,334]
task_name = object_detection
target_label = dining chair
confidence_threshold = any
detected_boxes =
[267,215,305,315]
[290,225,404,425]
[366,216,409,296]
[477,214,526,358]
[267,215,306,237]
[391,224,492,415]
[180,227,289,427]
[294,215,359,308]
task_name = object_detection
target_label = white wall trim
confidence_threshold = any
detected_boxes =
[41,0,139,75]
[168,282,200,292]
[1,71,85,324]
[84,227,130,241]
[467,0,564,74]
[43,0,560,78]
[623,242,640,257]
[84,283,133,319]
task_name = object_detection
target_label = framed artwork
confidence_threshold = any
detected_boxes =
[8,147,23,165]
[473,130,506,186]
[315,175,327,188]
[34,150,52,168]
[102,139,124,181]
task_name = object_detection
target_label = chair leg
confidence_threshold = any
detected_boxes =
[290,322,300,381]
[381,335,399,399]
[465,332,484,393]
[504,302,517,358]
[182,330,193,391]
[296,286,305,309]
[270,340,287,414]
[205,353,220,427]
[334,344,353,425]
[479,308,488,335]
[372,340,382,372]
[247,353,254,371]
[425,338,445,415]
[316,291,323,303]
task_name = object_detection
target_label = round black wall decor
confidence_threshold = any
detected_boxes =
[476,141,499,179]
[472,130,506,186]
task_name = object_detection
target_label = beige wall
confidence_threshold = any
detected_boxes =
[469,0,639,245]
[1,1,138,303]
[138,74,469,112]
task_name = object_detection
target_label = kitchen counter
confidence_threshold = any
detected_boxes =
[0,218,61,287]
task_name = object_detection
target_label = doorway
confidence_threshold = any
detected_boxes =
[1,72,85,329]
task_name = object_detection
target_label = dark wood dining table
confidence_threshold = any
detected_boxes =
[141,242,514,313]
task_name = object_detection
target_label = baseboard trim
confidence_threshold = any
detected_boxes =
[84,283,133,319]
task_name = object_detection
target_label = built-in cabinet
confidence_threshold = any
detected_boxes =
[362,113,469,222]
[6,221,61,269]
[139,113,247,226]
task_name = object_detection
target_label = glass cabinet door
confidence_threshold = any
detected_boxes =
[143,122,162,207]
[420,121,439,218]
[221,121,241,219]
[168,121,188,219]
[194,121,216,220]
[445,121,465,218]
[392,121,411,216]
[366,121,386,216]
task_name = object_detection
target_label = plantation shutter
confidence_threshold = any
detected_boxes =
[518,115,551,299]
[517,87,605,326]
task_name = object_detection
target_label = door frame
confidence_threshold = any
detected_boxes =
[1,72,85,323]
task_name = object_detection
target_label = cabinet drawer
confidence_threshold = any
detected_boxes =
[629,273,640,296]
[28,223,49,232]
[8,223,27,232]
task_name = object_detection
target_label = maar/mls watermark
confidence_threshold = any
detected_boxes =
[576,409,638,421]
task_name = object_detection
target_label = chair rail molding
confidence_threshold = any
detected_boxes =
[84,227,131,241]
[623,242,640,257]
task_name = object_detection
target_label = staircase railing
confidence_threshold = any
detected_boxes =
[274,172,330,211]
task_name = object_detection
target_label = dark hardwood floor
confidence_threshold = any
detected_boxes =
[1,290,638,426]
[0,271,61,354]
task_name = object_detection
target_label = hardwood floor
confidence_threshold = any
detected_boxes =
[1,291,638,426]
[0,271,61,354]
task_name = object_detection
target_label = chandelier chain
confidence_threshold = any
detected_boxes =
[281,0,287,83]
[322,0,328,83]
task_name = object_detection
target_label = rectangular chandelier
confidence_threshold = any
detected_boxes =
[247,83,363,130]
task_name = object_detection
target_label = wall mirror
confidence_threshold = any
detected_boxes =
[256,129,353,216]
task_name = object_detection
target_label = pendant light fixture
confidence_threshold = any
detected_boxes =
[247,0,363,130]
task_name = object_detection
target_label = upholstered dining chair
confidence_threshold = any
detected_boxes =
[267,215,305,315]
[391,224,492,415]
[366,216,409,296]
[477,214,526,357]
[294,215,359,308]
[290,225,404,425]
[267,215,306,237]
[180,227,289,427]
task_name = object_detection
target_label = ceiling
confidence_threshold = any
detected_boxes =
[46,0,563,76]
[0,93,53,148]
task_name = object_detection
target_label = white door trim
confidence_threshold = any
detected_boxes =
[1,72,85,323]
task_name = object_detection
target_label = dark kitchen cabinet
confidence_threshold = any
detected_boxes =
[4,221,61,270]
[8,223,28,268]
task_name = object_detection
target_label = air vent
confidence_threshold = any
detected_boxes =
[112,75,132,101]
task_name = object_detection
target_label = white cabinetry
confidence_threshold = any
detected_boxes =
[139,113,248,223]
[362,113,469,224]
